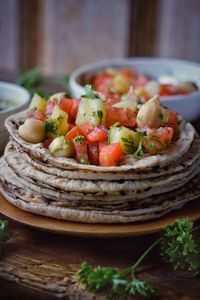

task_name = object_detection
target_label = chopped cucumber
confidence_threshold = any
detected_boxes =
[50,105,68,135]
[29,93,47,112]
[109,126,139,154]
[76,97,106,126]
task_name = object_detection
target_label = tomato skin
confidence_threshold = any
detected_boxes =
[43,137,54,149]
[87,142,99,165]
[79,123,94,137]
[28,109,45,122]
[65,126,82,141]
[167,110,178,125]
[87,127,108,143]
[68,123,76,131]
[73,136,89,164]
[105,92,121,106]
[99,141,107,152]
[94,74,113,94]
[106,107,136,128]
[59,98,80,119]
[133,75,149,89]
[99,143,123,167]
[144,127,174,154]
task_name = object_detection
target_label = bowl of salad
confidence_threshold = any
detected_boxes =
[69,58,200,121]
[0,81,30,153]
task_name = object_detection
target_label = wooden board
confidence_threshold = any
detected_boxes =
[0,193,200,238]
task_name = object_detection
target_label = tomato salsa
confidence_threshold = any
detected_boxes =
[19,86,180,167]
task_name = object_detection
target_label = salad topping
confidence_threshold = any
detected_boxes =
[83,67,198,99]
[18,85,179,167]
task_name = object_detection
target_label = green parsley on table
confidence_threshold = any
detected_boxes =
[77,218,200,299]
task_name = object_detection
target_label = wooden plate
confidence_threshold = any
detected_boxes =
[0,193,200,237]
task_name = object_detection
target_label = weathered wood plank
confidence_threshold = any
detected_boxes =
[0,0,20,73]
[39,0,130,75]
[155,0,200,62]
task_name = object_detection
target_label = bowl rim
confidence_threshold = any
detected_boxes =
[0,81,30,114]
[69,57,200,101]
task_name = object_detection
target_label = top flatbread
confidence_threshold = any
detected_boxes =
[5,110,196,172]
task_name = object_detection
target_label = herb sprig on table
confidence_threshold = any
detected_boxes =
[0,220,11,257]
[77,218,200,299]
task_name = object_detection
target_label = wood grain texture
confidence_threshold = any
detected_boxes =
[155,0,200,62]
[19,0,41,70]
[0,0,20,73]
[0,214,199,299]
[128,0,159,56]
[39,0,130,75]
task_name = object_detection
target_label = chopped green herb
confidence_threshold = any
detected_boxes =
[44,118,58,133]
[121,137,135,154]
[82,85,98,99]
[77,218,200,299]
[73,135,85,144]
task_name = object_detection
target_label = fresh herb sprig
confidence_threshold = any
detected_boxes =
[77,218,200,299]
[0,220,11,257]
[82,84,99,99]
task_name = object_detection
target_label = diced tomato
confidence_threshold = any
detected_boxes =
[68,123,76,131]
[45,99,57,116]
[105,92,121,106]
[99,143,123,167]
[59,98,80,119]
[106,107,136,128]
[79,123,94,137]
[43,137,54,149]
[93,74,113,94]
[99,140,107,152]
[87,142,99,165]
[120,69,136,80]
[133,75,149,89]
[87,127,108,143]
[143,127,174,154]
[159,84,176,96]
[73,136,89,164]
[28,109,45,122]
[65,126,82,141]
[167,110,178,125]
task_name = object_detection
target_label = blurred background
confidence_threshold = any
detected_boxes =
[0,0,200,77]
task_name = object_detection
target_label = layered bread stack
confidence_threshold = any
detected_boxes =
[0,110,200,223]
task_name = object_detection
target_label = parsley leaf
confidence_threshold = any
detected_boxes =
[44,118,58,133]
[161,218,200,274]
[77,218,200,299]
[82,84,98,99]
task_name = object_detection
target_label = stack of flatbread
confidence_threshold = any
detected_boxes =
[0,110,200,223]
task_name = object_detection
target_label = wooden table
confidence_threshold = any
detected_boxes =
[0,76,200,299]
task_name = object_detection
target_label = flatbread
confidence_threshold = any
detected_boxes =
[5,110,195,171]
[1,176,200,223]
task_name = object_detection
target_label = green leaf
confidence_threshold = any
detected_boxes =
[125,278,155,296]
[16,66,42,90]
[161,218,200,274]
[82,85,98,99]
[44,118,58,133]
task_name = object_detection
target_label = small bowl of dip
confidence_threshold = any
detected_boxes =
[0,81,30,153]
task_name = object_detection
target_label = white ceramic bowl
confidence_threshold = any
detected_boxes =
[0,82,30,153]
[69,58,200,121]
